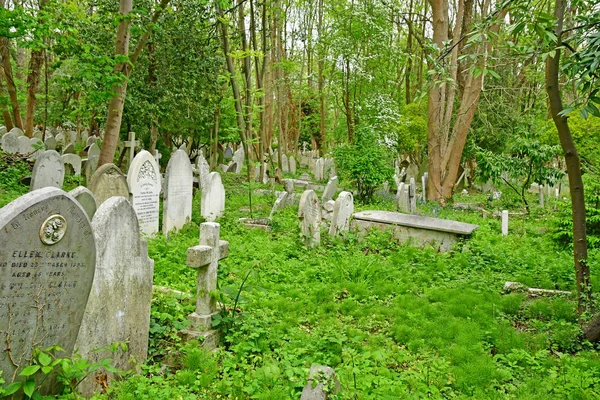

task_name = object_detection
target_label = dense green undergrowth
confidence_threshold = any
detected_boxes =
[2,156,600,398]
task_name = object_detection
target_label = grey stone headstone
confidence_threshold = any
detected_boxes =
[87,143,101,159]
[62,142,75,155]
[30,150,65,191]
[224,146,233,160]
[298,190,321,247]
[314,158,324,181]
[269,191,288,218]
[62,154,82,176]
[197,150,210,190]
[76,197,153,397]
[18,135,33,155]
[69,186,97,220]
[163,149,193,234]
[44,136,57,150]
[0,125,6,135]
[86,135,98,147]
[300,365,341,400]
[201,172,225,222]
[219,164,229,172]
[281,154,289,173]
[55,132,65,146]
[127,150,161,235]
[0,187,96,394]
[88,163,130,207]
[1,131,19,153]
[289,155,297,174]
[322,176,338,202]
[396,183,410,213]
[232,148,244,173]
[84,155,99,183]
[226,162,237,173]
[10,127,24,136]
[329,191,354,236]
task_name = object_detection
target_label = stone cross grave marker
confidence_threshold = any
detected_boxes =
[128,150,162,235]
[163,149,193,234]
[0,187,96,394]
[30,150,65,191]
[182,222,229,349]
[75,197,154,397]
[124,131,140,170]
[154,149,162,166]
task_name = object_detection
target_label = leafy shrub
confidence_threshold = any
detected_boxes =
[333,126,394,202]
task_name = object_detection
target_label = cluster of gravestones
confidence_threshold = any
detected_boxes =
[300,155,335,182]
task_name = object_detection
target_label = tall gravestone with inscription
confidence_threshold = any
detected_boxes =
[0,187,96,394]
[127,150,161,235]
[163,149,193,234]
[75,197,154,397]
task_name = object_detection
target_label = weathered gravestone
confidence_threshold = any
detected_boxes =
[396,183,411,213]
[88,163,130,207]
[314,158,324,181]
[75,197,154,397]
[163,149,193,234]
[62,142,75,155]
[0,125,6,135]
[30,150,65,191]
[197,150,210,190]
[289,155,297,174]
[329,191,354,237]
[281,154,289,173]
[128,150,161,235]
[298,190,321,247]
[18,135,34,155]
[300,365,341,400]
[62,153,82,176]
[87,143,101,159]
[1,131,19,154]
[269,191,289,219]
[201,172,226,222]
[232,147,244,173]
[84,155,99,183]
[69,186,97,220]
[224,146,233,160]
[322,176,338,202]
[10,127,24,136]
[226,162,237,173]
[44,136,57,150]
[0,187,96,394]
[181,222,229,349]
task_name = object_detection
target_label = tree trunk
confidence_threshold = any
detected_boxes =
[0,37,23,130]
[546,0,590,318]
[0,73,13,130]
[24,48,45,137]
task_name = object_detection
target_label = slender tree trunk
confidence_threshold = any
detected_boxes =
[0,37,23,130]
[24,48,44,137]
[0,73,13,130]
[546,0,590,320]
[317,0,326,153]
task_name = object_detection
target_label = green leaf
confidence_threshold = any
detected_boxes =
[3,382,21,395]
[23,379,35,397]
[38,352,51,367]
[19,365,40,377]
[41,366,53,374]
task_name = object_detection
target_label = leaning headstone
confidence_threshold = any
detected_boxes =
[329,191,354,236]
[88,163,130,207]
[197,150,210,190]
[128,150,162,235]
[69,186,97,220]
[269,191,289,218]
[1,131,19,153]
[298,190,321,247]
[232,147,244,173]
[181,222,229,349]
[83,155,99,183]
[201,172,226,222]
[226,162,237,173]
[76,197,154,397]
[62,142,75,155]
[86,135,98,147]
[55,132,65,146]
[87,142,101,159]
[30,150,65,191]
[322,176,338,202]
[44,136,57,150]
[281,154,289,173]
[289,155,297,174]
[396,183,410,213]
[300,365,341,400]
[163,149,193,234]
[0,187,96,394]
[62,153,82,176]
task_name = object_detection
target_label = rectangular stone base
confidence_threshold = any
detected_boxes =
[188,311,217,329]
[180,328,221,350]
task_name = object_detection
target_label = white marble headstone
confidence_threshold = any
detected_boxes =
[127,150,161,235]
[30,150,65,191]
[163,149,193,234]
[201,172,225,222]
[329,191,354,236]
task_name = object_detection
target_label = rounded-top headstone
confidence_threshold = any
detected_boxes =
[0,187,96,393]
[201,172,225,222]
[1,131,19,154]
[88,163,130,207]
[68,186,97,220]
[10,127,24,136]
[127,150,162,235]
[163,149,193,234]
[30,150,65,191]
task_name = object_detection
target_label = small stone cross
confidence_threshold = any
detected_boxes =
[124,131,140,170]
[186,222,229,330]
[154,149,162,165]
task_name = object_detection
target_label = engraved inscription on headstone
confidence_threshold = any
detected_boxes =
[128,150,161,235]
[0,188,96,393]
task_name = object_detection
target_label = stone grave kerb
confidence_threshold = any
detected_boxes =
[183,222,229,348]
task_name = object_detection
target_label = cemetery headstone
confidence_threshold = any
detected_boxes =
[163,149,193,234]
[224,146,233,160]
[88,142,101,159]
[0,125,6,135]
[128,150,162,235]
[1,131,19,153]
[44,136,57,150]
[298,189,321,247]
[396,183,411,213]
[84,155,99,183]
[289,155,297,174]
[322,176,338,202]
[329,191,354,236]
[409,177,417,212]
[86,135,98,147]
[18,135,33,155]
[501,210,508,236]
[281,154,289,173]
[68,186,97,220]
[201,172,226,222]
[0,187,96,394]
[315,158,324,181]
[226,162,237,173]
[300,365,341,400]
[62,153,82,176]
[55,132,65,146]
[10,127,24,136]
[62,142,75,155]
[269,191,289,218]
[232,147,244,173]
[88,163,130,207]
[76,197,154,397]
[181,222,229,349]
[197,150,210,190]
[30,150,65,191]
